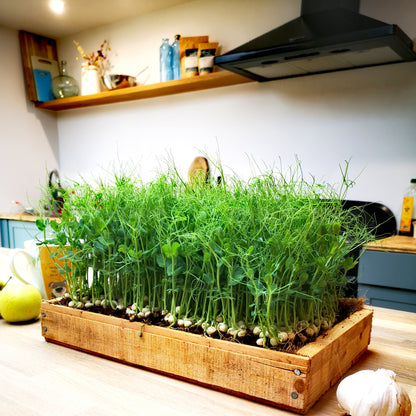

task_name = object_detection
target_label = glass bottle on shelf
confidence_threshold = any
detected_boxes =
[160,38,173,82]
[52,60,79,99]
[171,34,181,80]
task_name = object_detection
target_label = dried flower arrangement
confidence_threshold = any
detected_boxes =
[73,40,111,69]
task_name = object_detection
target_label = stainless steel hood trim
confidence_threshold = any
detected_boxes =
[214,4,416,82]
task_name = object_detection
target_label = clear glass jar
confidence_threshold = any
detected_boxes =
[52,60,79,99]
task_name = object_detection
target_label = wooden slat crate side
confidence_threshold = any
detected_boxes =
[41,301,309,370]
[41,304,308,412]
[300,309,373,411]
[40,303,373,414]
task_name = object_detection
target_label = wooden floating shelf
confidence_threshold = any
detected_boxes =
[35,71,253,111]
[41,301,373,414]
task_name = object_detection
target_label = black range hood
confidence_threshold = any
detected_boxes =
[214,0,416,81]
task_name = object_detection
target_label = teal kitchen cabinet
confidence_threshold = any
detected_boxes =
[357,236,416,313]
[0,218,41,249]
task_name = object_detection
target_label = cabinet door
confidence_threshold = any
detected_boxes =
[7,220,41,249]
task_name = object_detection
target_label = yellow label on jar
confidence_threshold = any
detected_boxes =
[399,196,414,232]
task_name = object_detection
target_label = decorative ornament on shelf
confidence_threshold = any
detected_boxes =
[52,60,79,98]
[73,40,111,95]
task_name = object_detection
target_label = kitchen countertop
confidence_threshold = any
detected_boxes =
[365,235,416,254]
[0,213,61,223]
[0,213,40,222]
[0,249,415,415]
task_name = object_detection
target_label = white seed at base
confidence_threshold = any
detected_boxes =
[320,320,329,331]
[84,301,93,308]
[177,319,184,327]
[270,337,279,347]
[68,300,75,308]
[215,316,223,323]
[94,299,101,307]
[228,328,238,337]
[256,338,265,347]
[167,315,175,324]
[252,326,261,336]
[218,323,228,333]
[305,326,315,337]
[237,329,247,338]
[278,331,289,343]
[206,326,217,336]
[184,320,193,328]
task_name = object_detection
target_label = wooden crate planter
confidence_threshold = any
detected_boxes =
[40,301,372,414]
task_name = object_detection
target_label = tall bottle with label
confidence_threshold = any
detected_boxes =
[399,178,416,236]
[171,34,181,80]
[160,38,173,82]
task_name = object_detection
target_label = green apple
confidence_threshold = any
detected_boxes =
[0,283,42,323]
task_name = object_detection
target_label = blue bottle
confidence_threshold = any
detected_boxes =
[171,34,181,80]
[160,38,173,82]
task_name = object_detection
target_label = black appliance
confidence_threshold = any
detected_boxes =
[214,0,416,81]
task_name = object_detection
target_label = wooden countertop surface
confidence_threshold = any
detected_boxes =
[0,250,415,415]
[0,213,40,222]
[365,235,416,254]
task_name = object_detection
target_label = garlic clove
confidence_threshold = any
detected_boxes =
[336,368,412,416]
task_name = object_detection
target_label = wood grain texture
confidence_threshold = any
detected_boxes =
[0,213,40,222]
[1,306,415,416]
[19,31,58,102]
[34,71,253,111]
[365,235,416,254]
[39,301,372,414]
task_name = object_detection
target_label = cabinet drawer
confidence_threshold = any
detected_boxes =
[358,284,416,313]
[358,250,416,291]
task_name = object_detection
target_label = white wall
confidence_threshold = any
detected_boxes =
[3,0,415,227]
[0,25,60,213]
[55,0,416,224]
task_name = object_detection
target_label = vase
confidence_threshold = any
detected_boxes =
[52,60,79,99]
[81,65,101,95]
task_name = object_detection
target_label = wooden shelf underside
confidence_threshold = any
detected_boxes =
[35,71,253,111]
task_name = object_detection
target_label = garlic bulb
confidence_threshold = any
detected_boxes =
[336,369,412,416]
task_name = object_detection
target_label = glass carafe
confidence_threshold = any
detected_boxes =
[52,60,79,99]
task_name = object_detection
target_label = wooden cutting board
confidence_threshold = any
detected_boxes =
[365,235,416,254]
